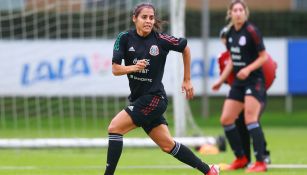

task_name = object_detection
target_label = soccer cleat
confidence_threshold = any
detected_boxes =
[263,154,271,164]
[207,165,220,175]
[226,155,249,170]
[245,161,267,173]
[263,151,271,164]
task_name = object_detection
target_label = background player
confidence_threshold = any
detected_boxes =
[212,0,270,172]
[218,26,276,166]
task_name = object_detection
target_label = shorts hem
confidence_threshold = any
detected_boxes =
[226,96,244,103]
[124,108,141,126]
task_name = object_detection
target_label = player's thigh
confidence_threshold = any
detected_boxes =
[220,99,244,125]
[125,95,167,127]
[108,110,137,135]
[148,124,175,153]
[244,96,262,124]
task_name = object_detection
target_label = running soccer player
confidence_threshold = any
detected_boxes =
[104,2,219,175]
[212,0,270,172]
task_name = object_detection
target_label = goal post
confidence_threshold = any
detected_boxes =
[170,0,187,137]
[0,0,221,148]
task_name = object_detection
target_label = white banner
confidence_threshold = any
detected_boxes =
[0,40,128,96]
[189,38,287,95]
[0,39,287,96]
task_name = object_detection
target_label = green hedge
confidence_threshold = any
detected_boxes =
[187,10,307,37]
[1,10,306,39]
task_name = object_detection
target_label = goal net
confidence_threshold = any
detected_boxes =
[0,0,217,148]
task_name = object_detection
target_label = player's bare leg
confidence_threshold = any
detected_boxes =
[149,124,219,175]
[221,100,249,170]
[244,96,267,172]
[104,110,137,175]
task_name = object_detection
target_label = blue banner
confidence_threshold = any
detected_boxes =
[288,40,307,94]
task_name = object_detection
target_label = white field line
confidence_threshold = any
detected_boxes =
[0,164,307,170]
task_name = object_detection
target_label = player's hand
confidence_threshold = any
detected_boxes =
[237,68,250,80]
[212,79,223,91]
[134,59,147,72]
[182,80,194,100]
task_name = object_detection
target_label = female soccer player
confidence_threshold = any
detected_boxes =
[212,0,269,172]
[218,26,275,166]
[104,3,219,175]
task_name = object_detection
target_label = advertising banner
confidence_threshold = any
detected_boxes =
[288,40,307,94]
[0,39,287,96]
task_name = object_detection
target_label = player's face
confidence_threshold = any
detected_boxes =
[230,3,247,25]
[133,7,155,36]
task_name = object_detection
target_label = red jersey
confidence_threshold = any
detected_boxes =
[218,51,277,90]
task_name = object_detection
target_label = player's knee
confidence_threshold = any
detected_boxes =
[158,141,175,153]
[220,115,233,125]
[160,145,173,153]
[244,111,258,123]
[107,122,119,133]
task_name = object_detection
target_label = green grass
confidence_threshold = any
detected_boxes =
[0,126,307,175]
[1,96,307,138]
[0,96,307,174]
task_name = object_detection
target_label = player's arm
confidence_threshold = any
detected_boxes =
[238,24,268,80]
[245,50,268,72]
[181,45,194,99]
[112,60,147,76]
[237,50,268,80]
[159,33,193,99]
[212,58,233,91]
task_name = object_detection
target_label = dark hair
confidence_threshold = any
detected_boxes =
[133,2,165,32]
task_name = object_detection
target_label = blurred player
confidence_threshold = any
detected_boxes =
[212,0,271,172]
[104,2,219,175]
[218,26,276,166]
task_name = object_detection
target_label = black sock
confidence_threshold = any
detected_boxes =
[236,114,251,162]
[262,126,270,156]
[104,133,123,175]
[224,124,245,157]
[169,141,210,174]
[247,123,265,161]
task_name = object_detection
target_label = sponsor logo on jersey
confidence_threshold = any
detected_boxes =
[239,36,246,46]
[133,58,138,64]
[149,45,159,56]
[228,37,233,43]
[128,46,135,52]
[230,46,240,53]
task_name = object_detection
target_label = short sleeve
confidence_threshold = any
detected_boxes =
[158,33,187,52]
[225,28,232,51]
[226,38,230,51]
[112,32,128,65]
[247,24,265,52]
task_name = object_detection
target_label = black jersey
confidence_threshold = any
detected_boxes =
[226,22,265,86]
[112,29,187,102]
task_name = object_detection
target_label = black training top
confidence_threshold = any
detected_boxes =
[226,21,265,86]
[112,29,187,102]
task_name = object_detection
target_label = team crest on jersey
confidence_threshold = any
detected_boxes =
[239,36,246,46]
[149,45,159,56]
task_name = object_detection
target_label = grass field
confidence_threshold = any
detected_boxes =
[0,96,307,174]
[0,126,307,175]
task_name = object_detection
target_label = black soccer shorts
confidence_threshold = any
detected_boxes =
[227,78,266,103]
[124,94,168,134]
